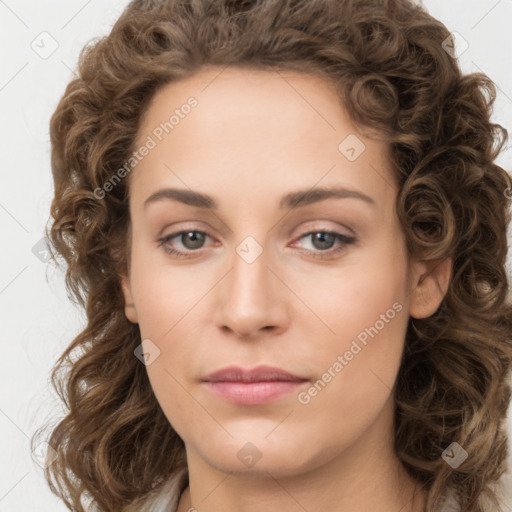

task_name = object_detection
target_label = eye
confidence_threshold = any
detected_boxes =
[292,231,356,259]
[157,230,211,258]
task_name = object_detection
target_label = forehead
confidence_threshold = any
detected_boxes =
[135,66,346,143]
[129,66,396,208]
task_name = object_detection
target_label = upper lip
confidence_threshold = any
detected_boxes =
[203,365,308,383]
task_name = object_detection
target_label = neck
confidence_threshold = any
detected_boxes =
[177,462,426,512]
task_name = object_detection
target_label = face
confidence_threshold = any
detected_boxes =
[120,66,450,478]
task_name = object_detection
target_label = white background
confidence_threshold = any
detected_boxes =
[0,0,511,510]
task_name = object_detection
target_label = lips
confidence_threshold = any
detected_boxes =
[202,365,309,405]
[203,365,307,383]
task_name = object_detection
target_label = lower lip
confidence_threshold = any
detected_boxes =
[204,380,307,405]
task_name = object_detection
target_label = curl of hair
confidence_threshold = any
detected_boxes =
[33,0,512,510]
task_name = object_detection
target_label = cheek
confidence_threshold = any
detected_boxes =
[296,237,410,388]
[129,248,210,395]
[130,261,205,433]
[129,239,202,338]
[290,262,409,450]
[296,238,408,342]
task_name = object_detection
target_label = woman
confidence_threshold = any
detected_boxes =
[33,0,512,510]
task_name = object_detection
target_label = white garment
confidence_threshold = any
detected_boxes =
[159,466,189,512]
[122,466,189,512]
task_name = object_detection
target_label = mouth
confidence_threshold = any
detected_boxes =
[202,365,309,405]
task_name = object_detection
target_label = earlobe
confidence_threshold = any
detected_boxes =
[120,275,138,324]
[409,257,452,319]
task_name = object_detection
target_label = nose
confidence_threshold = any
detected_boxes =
[213,243,290,339]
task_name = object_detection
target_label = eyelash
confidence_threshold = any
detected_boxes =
[156,228,356,260]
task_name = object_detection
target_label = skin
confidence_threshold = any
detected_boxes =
[120,66,451,512]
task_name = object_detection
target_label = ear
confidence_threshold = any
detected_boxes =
[408,257,452,319]
[120,274,139,324]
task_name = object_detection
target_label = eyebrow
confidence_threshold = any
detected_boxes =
[143,186,376,210]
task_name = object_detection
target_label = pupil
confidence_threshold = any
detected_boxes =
[183,232,204,249]
[313,233,334,250]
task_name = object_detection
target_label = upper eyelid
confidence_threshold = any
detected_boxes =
[160,217,355,238]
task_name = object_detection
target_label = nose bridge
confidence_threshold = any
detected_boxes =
[230,235,273,306]
[213,233,287,337]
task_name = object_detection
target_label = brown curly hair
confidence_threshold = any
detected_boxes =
[32,0,512,510]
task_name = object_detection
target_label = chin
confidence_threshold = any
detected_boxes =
[194,434,325,478]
